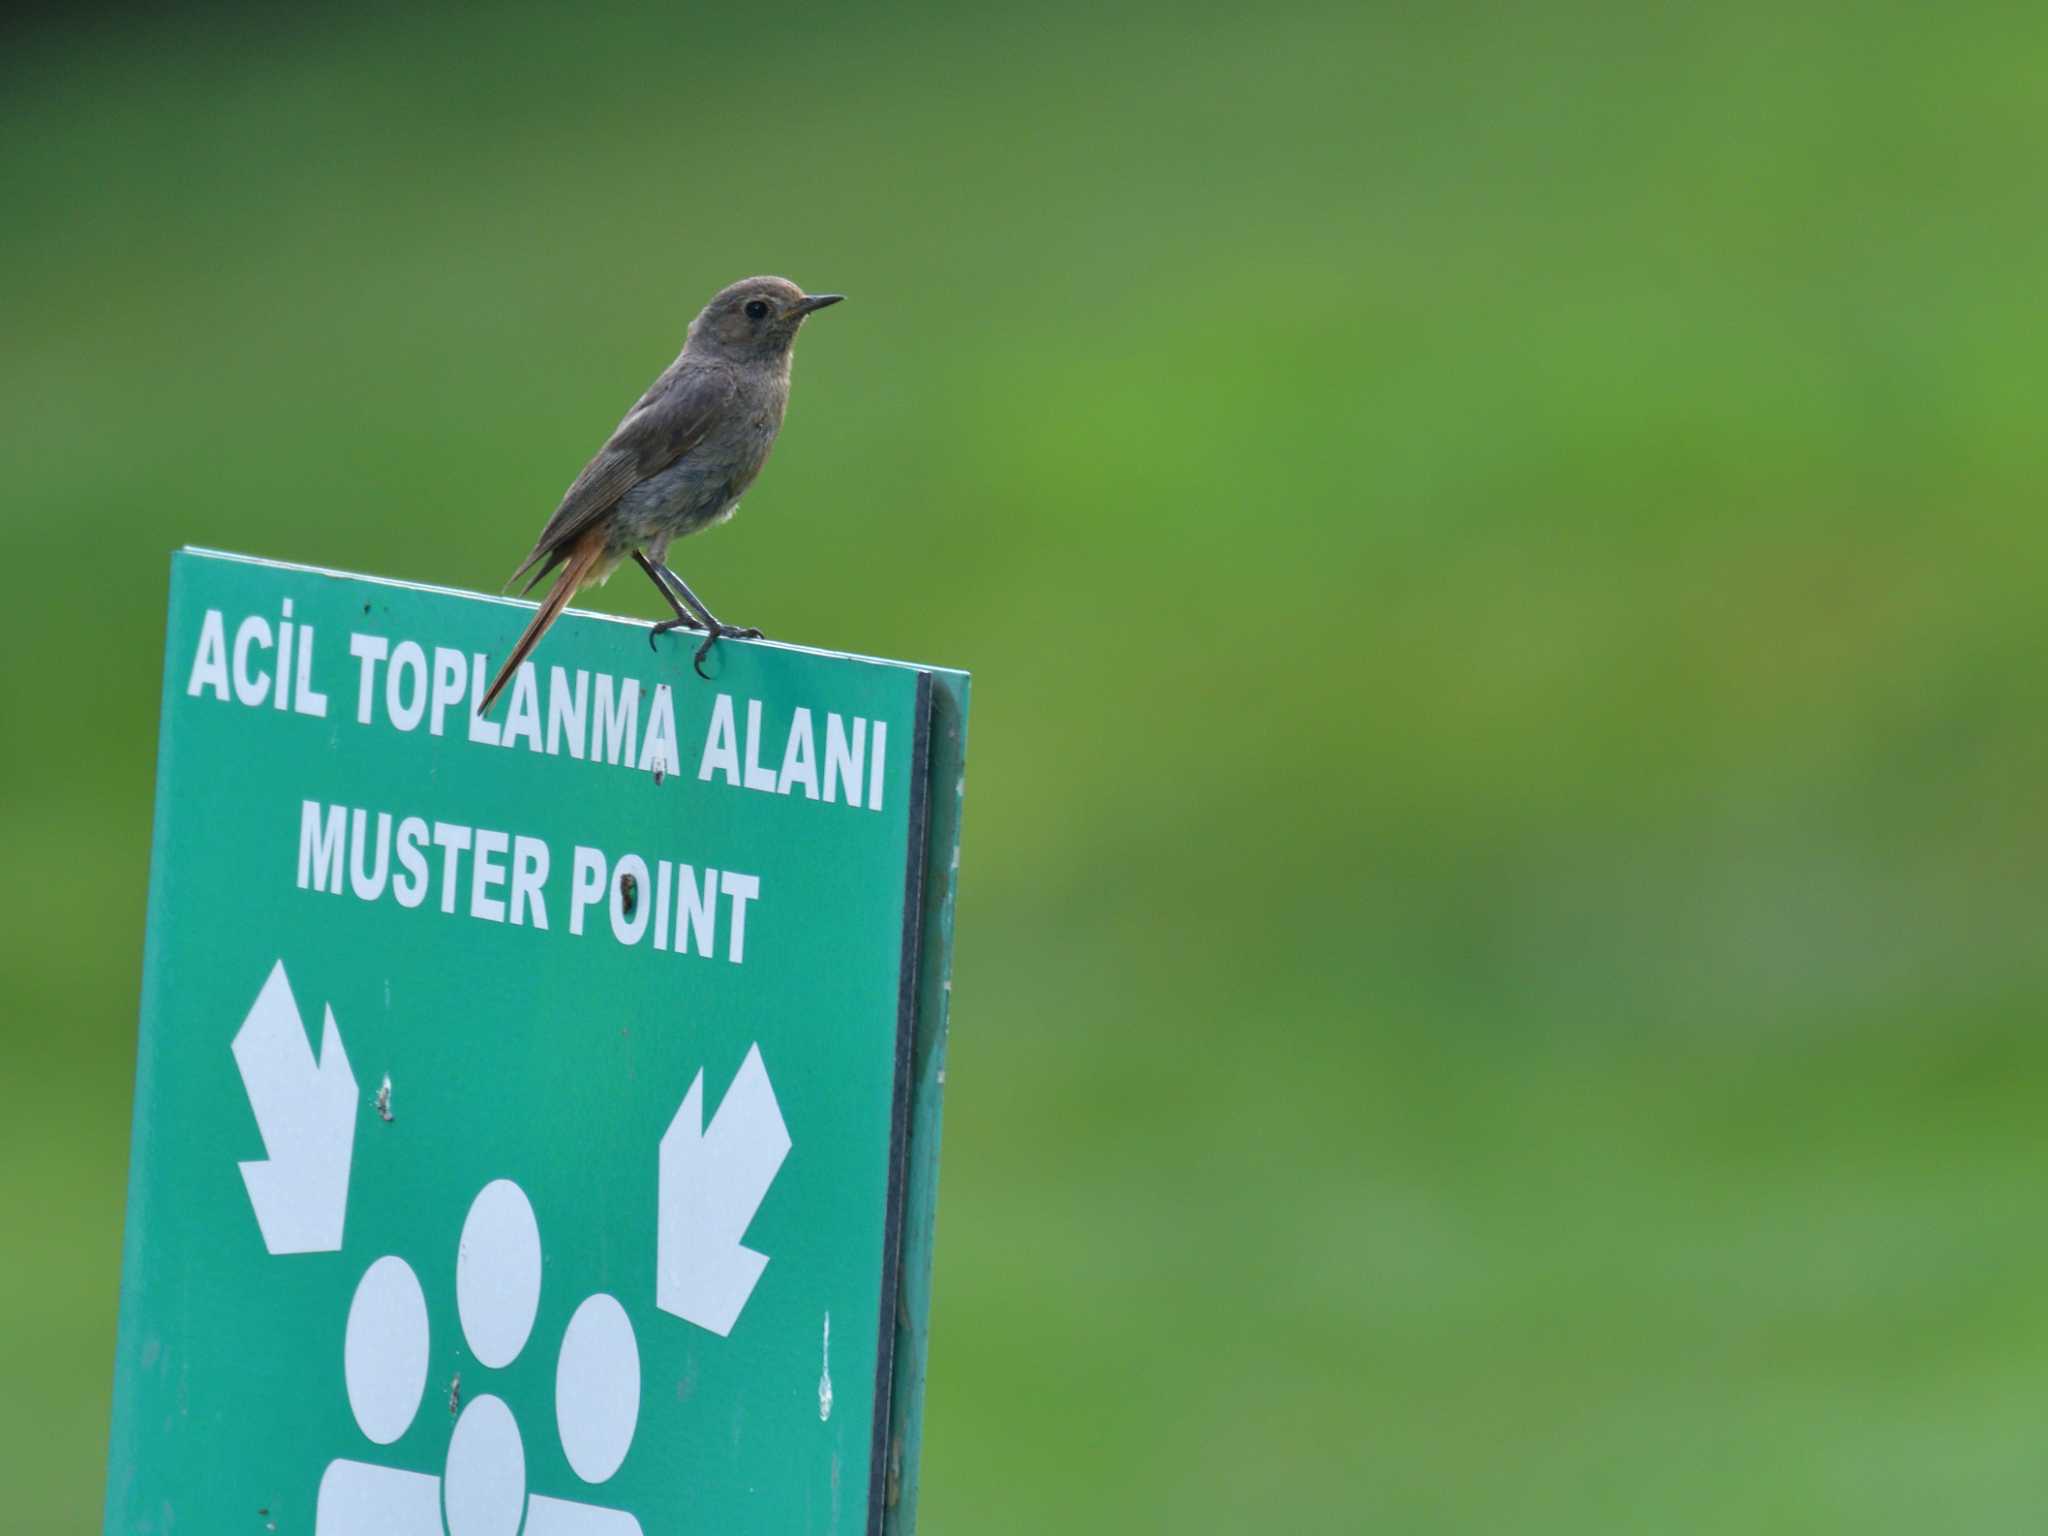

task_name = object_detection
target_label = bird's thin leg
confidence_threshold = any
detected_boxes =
[655,562,762,679]
[634,551,706,649]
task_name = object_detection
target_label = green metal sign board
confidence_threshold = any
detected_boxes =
[104,550,968,1536]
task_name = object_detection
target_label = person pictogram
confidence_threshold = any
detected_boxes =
[316,1180,643,1535]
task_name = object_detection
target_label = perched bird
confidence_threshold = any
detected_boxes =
[478,275,843,714]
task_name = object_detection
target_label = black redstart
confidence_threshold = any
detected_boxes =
[478,275,842,714]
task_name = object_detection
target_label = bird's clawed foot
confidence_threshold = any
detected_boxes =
[647,615,706,651]
[693,625,764,679]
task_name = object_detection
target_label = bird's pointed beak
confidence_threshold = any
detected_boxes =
[795,292,845,314]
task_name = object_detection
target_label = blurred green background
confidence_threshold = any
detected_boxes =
[7,0,2048,1529]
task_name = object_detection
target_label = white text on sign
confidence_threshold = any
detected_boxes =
[295,802,762,964]
[187,601,894,811]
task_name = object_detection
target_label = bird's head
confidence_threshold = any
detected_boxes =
[687,276,844,362]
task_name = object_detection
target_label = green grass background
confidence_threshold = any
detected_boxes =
[7,1,2048,1529]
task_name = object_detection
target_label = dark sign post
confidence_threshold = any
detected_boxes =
[104,550,968,1536]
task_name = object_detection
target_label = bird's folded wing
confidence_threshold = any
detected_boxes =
[509,363,738,591]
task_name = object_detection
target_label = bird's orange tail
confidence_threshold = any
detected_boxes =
[477,533,604,716]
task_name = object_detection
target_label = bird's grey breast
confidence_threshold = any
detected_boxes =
[610,368,789,547]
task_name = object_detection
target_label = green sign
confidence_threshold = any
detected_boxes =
[104,550,968,1536]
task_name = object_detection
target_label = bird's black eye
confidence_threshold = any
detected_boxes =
[744,299,769,320]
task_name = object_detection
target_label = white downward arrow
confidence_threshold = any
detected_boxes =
[231,959,358,1254]
[657,1044,791,1337]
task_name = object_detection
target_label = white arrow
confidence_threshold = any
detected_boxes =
[231,959,358,1255]
[657,1044,791,1336]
